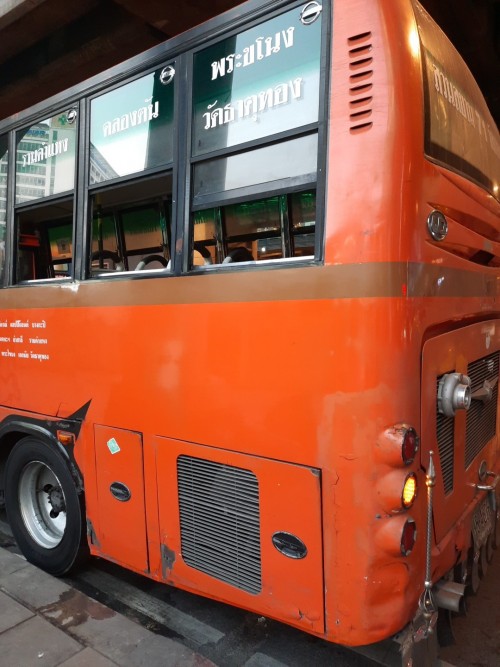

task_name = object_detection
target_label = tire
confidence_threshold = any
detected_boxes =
[4,436,89,575]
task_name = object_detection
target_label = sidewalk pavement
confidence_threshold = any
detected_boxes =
[0,548,216,667]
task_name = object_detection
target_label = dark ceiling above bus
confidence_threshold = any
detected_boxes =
[0,0,499,129]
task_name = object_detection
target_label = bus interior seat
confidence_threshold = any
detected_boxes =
[135,254,169,270]
[222,247,254,263]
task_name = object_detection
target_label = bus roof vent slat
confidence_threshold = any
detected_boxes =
[348,32,374,134]
[177,455,262,595]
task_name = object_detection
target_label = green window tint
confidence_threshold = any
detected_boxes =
[122,207,164,252]
[225,197,281,237]
[89,174,172,275]
[91,213,118,261]
[192,5,322,156]
[90,65,175,184]
[291,190,316,229]
[192,190,316,265]
[15,109,77,204]
[193,134,318,204]
[0,135,7,284]
[48,224,73,277]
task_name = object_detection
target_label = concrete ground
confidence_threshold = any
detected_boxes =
[0,548,215,667]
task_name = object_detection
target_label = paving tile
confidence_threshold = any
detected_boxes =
[44,600,214,667]
[0,561,71,609]
[58,646,119,667]
[0,589,34,633]
[0,615,81,667]
[0,548,29,576]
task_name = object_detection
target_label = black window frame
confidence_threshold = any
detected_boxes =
[0,0,331,287]
[185,0,330,272]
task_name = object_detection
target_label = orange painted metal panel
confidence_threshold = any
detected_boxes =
[155,438,325,635]
[94,425,148,572]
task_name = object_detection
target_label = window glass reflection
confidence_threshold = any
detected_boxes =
[192,6,322,156]
[15,109,77,205]
[192,189,316,265]
[90,65,175,183]
[193,134,318,203]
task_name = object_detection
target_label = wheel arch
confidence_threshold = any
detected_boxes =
[0,421,84,506]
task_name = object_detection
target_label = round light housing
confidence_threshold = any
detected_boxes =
[402,427,419,465]
[401,518,417,556]
[402,473,417,508]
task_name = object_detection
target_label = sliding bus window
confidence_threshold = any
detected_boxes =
[14,109,77,283]
[194,191,316,264]
[88,64,175,276]
[0,135,7,284]
[16,200,74,281]
[89,64,175,184]
[89,174,172,275]
[190,2,322,267]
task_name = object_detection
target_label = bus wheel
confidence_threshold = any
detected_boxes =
[4,436,89,576]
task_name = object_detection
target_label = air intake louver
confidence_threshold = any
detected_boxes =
[436,375,455,494]
[177,455,262,594]
[465,351,499,468]
[348,31,373,132]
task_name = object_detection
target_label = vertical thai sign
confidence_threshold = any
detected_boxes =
[192,4,323,156]
[0,134,7,284]
[90,64,175,183]
[15,109,77,205]
[414,1,500,197]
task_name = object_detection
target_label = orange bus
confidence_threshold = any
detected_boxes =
[0,0,499,664]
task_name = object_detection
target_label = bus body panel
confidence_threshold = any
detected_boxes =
[0,0,499,652]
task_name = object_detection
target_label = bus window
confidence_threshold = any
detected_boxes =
[90,64,175,184]
[193,190,316,264]
[15,110,77,206]
[89,174,172,275]
[12,108,77,283]
[189,3,322,267]
[16,200,73,281]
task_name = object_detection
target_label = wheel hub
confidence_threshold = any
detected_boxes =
[43,483,66,517]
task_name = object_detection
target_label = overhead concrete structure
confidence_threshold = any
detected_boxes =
[0,0,499,128]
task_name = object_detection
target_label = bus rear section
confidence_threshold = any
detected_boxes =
[422,322,499,579]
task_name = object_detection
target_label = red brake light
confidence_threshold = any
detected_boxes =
[402,428,419,465]
[401,518,417,556]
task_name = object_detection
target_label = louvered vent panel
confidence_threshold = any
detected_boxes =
[465,352,499,468]
[348,31,373,132]
[177,455,262,594]
[436,375,455,494]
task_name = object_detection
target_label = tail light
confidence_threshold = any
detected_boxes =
[402,473,418,508]
[401,518,417,556]
[401,427,419,465]
[376,425,419,466]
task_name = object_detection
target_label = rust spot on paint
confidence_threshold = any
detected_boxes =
[161,543,176,579]
[86,519,101,548]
